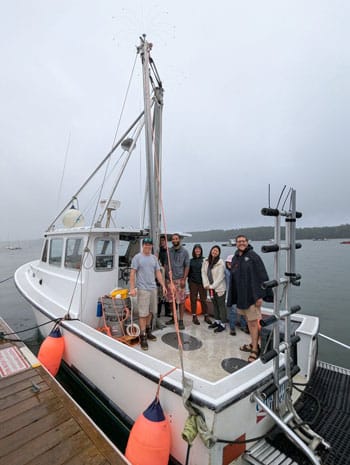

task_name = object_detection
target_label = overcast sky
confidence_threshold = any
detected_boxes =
[0,1,349,241]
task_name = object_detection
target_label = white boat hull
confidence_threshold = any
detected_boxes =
[15,259,319,465]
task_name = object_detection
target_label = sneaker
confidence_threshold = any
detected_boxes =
[204,315,213,325]
[178,320,185,330]
[230,329,236,336]
[166,318,175,325]
[208,321,219,329]
[192,315,200,325]
[146,328,157,341]
[140,335,148,350]
[214,325,225,333]
[240,327,249,334]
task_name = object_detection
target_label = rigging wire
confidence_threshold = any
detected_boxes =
[56,131,71,211]
[275,185,287,210]
[281,187,293,212]
[63,52,139,320]
[111,53,138,148]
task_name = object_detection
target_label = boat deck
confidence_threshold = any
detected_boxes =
[0,318,130,465]
[135,310,252,381]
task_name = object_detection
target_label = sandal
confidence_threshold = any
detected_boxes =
[248,349,260,363]
[240,343,253,353]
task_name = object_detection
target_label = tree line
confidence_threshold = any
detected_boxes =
[188,224,350,242]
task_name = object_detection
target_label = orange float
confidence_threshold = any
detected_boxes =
[125,397,171,465]
[184,296,202,315]
[37,326,65,376]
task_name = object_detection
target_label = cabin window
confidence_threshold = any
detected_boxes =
[41,240,48,263]
[65,238,83,270]
[49,239,63,267]
[95,238,114,270]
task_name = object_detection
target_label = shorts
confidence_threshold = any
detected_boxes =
[137,288,158,317]
[166,279,186,304]
[237,304,261,322]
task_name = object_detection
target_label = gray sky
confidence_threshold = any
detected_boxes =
[1,1,349,241]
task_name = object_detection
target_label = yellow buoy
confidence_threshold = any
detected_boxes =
[110,288,129,299]
[37,326,65,376]
[125,397,171,465]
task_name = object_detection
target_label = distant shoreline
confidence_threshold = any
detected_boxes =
[188,224,350,242]
[1,224,350,245]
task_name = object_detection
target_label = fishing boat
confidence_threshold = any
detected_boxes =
[14,37,349,465]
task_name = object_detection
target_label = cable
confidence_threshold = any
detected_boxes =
[0,318,62,336]
[292,382,322,427]
[216,433,269,445]
[184,444,191,465]
[0,276,13,284]
[276,185,287,209]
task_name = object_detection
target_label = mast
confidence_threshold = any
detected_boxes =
[138,35,163,255]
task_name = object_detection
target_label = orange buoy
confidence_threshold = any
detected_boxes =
[37,326,65,376]
[125,397,171,465]
[184,296,202,315]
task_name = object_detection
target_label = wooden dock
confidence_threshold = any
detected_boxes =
[0,318,130,465]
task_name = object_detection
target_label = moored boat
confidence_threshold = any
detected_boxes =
[15,36,343,465]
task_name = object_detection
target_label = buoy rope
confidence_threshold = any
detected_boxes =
[0,317,63,336]
[155,367,178,400]
[0,275,13,284]
[0,315,81,341]
[0,317,67,342]
[151,127,186,381]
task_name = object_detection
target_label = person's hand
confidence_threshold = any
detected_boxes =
[180,278,186,289]
[162,285,167,296]
[129,288,137,297]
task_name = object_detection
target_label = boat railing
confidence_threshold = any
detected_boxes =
[318,332,350,351]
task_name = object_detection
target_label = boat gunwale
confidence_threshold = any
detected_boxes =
[14,262,284,414]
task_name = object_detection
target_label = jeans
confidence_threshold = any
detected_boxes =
[227,304,247,330]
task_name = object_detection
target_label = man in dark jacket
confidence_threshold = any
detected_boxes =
[227,235,271,362]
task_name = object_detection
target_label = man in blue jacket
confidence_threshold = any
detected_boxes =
[227,235,271,362]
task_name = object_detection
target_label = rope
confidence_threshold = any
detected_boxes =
[126,297,140,337]
[319,333,350,350]
[0,317,63,336]
[155,367,177,400]
[0,276,13,284]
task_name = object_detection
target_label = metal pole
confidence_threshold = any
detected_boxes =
[139,37,158,244]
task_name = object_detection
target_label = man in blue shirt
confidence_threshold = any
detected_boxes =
[130,238,167,350]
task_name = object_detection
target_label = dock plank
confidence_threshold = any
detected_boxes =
[0,404,71,456]
[0,387,56,422]
[0,317,129,465]
[0,395,63,439]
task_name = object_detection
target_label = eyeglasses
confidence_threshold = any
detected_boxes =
[236,240,247,243]
[143,238,153,244]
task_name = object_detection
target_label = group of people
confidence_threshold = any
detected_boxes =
[129,233,271,362]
